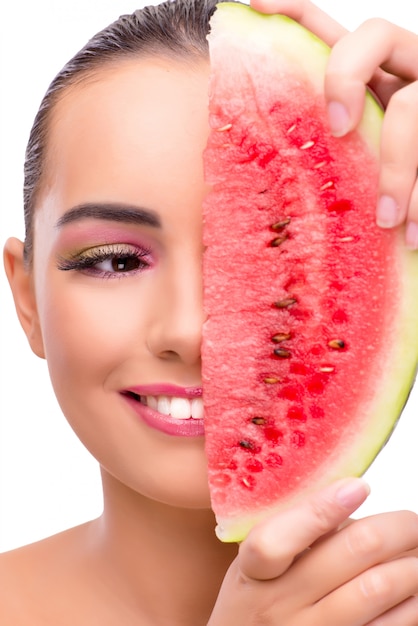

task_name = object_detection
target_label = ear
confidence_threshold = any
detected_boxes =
[3,237,45,359]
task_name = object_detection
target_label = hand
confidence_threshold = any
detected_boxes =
[251,0,418,249]
[208,478,418,625]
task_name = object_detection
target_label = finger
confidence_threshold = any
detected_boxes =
[406,182,418,250]
[325,19,418,134]
[239,477,370,581]
[376,82,418,234]
[282,510,418,604]
[314,557,418,626]
[250,0,347,46]
[366,594,418,626]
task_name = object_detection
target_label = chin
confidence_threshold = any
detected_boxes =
[99,444,213,512]
[133,466,212,510]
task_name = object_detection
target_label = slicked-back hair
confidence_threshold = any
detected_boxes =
[23,0,234,265]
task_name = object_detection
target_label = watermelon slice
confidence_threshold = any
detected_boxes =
[202,3,418,542]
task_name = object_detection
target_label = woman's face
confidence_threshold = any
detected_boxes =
[30,57,212,508]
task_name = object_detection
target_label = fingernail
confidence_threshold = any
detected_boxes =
[334,478,370,509]
[376,195,399,228]
[406,221,418,250]
[328,101,350,137]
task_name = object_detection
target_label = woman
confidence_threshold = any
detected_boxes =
[1,0,418,623]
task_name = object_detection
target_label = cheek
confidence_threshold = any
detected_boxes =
[40,279,148,395]
[37,279,144,461]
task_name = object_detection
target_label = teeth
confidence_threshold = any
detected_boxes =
[146,395,158,410]
[170,397,192,420]
[145,395,203,420]
[191,398,204,420]
[157,396,171,416]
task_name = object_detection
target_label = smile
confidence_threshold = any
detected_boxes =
[125,392,204,420]
[121,385,205,437]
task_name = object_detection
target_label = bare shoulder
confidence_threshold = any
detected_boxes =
[0,521,99,625]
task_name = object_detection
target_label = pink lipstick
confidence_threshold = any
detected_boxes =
[121,384,204,437]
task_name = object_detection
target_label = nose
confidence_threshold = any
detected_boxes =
[146,253,204,367]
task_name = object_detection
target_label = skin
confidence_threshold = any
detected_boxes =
[2,3,418,625]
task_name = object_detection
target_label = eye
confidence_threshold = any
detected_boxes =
[96,253,146,273]
[57,244,152,278]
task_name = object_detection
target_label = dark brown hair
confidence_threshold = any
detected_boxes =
[23,0,233,265]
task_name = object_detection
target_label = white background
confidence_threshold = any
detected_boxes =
[0,0,417,551]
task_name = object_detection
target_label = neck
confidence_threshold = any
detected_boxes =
[90,469,238,625]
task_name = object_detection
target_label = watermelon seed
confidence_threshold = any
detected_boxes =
[251,417,267,425]
[273,348,291,358]
[328,339,346,350]
[215,123,232,131]
[274,297,297,308]
[271,217,291,231]
[270,234,288,247]
[319,366,335,373]
[300,140,315,150]
[313,160,326,169]
[239,440,256,450]
[211,473,232,487]
[286,124,296,134]
[241,476,256,489]
[338,236,355,243]
[320,180,335,191]
[272,332,291,343]
[263,376,280,384]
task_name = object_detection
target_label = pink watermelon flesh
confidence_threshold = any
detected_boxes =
[202,4,418,542]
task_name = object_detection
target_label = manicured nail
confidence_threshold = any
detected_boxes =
[328,101,350,137]
[334,478,371,509]
[376,195,399,228]
[406,221,418,250]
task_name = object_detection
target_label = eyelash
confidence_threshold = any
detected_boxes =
[57,243,152,279]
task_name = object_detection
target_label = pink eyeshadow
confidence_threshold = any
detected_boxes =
[54,222,157,254]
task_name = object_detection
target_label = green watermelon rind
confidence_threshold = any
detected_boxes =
[206,3,418,543]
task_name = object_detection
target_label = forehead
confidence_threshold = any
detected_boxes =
[41,57,210,214]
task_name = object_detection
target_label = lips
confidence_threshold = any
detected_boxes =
[121,384,205,437]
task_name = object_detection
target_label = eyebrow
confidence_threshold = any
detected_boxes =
[56,203,161,229]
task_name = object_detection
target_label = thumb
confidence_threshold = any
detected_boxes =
[239,477,370,581]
